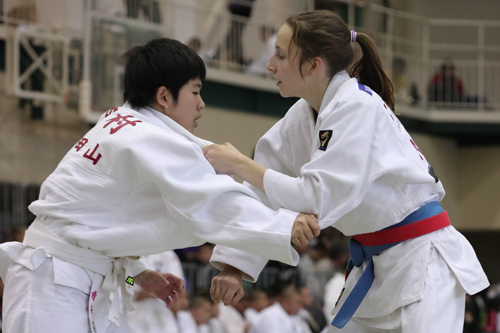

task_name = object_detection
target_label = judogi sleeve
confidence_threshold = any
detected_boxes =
[125,131,299,282]
[261,99,380,229]
[211,117,300,280]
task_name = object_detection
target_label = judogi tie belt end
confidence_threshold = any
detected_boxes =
[331,201,451,329]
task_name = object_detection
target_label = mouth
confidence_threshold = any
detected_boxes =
[277,80,282,86]
[194,115,202,127]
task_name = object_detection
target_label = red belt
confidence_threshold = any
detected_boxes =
[352,211,451,247]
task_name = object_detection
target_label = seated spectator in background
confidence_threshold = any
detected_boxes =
[13,226,27,243]
[392,57,409,102]
[428,62,465,104]
[299,286,326,333]
[483,284,500,332]
[249,284,308,333]
[322,243,349,323]
[218,292,250,333]
[304,241,335,302]
[195,243,220,294]
[208,300,228,333]
[225,0,256,66]
[127,251,185,333]
[464,294,482,333]
[188,37,202,55]
[244,289,269,324]
[246,25,277,77]
[178,296,214,333]
[166,290,190,333]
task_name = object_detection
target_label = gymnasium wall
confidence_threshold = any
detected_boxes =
[2,84,500,233]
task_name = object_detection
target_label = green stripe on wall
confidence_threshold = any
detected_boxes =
[202,80,298,118]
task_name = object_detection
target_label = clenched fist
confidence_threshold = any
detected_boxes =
[210,265,245,306]
[291,214,320,246]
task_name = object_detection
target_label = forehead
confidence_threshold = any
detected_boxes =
[276,23,293,51]
[186,78,202,88]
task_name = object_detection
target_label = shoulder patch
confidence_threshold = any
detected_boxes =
[357,82,373,96]
[319,130,333,151]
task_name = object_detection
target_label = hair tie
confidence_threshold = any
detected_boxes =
[350,30,357,42]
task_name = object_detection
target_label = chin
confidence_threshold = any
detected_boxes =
[279,90,291,98]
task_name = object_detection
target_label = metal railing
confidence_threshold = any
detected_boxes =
[363,3,500,112]
[1,0,499,118]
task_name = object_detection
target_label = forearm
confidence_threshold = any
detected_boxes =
[234,155,267,194]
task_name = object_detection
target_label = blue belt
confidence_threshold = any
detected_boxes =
[331,201,446,328]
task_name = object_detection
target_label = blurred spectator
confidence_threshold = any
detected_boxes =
[178,296,214,333]
[392,57,409,102]
[246,25,276,77]
[166,290,190,333]
[249,284,308,333]
[224,0,256,66]
[188,37,202,55]
[127,251,185,333]
[175,246,198,263]
[218,293,250,333]
[299,286,326,333]
[13,225,27,243]
[295,243,313,281]
[244,289,269,324]
[208,301,228,333]
[392,57,422,105]
[125,0,161,23]
[195,243,219,294]
[483,284,500,332]
[464,294,482,333]
[304,241,335,302]
[428,62,465,104]
[323,243,349,323]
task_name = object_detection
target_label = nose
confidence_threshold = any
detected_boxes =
[198,97,205,110]
[266,57,275,73]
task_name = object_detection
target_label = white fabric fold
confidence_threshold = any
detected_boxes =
[23,219,142,330]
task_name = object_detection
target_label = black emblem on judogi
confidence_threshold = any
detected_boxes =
[428,165,439,183]
[319,130,333,151]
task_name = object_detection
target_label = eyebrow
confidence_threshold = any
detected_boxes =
[193,83,202,88]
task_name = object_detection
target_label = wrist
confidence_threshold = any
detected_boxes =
[133,269,152,286]
[233,155,252,177]
[222,265,244,277]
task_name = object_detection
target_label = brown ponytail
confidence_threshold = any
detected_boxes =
[350,33,395,111]
[286,10,395,111]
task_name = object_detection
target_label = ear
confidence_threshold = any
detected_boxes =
[307,57,324,76]
[156,86,171,110]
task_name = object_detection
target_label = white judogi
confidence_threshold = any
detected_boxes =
[218,303,247,333]
[127,251,184,333]
[323,272,345,323]
[244,307,259,324]
[0,105,300,333]
[248,302,307,333]
[213,71,489,331]
[177,311,199,333]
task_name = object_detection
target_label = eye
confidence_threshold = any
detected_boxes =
[193,92,200,95]
[278,54,285,60]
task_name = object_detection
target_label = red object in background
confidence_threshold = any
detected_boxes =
[483,309,498,332]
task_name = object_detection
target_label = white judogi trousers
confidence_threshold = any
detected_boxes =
[326,246,465,333]
[2,257,134,333]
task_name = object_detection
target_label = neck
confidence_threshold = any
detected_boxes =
[301,75,330,112]
[149,102,166,115]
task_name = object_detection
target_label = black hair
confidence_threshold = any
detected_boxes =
[123,38,206,109]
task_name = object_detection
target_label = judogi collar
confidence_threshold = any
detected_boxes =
[318,70,351,115]
[125,103,212,149]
